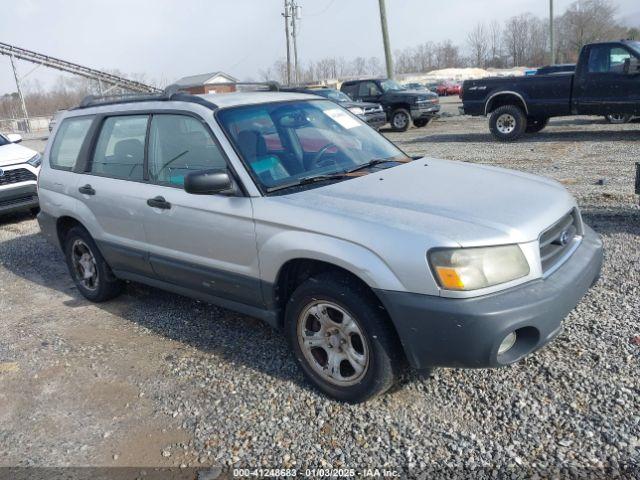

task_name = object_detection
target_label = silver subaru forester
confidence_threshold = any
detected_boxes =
[37,90,603,402]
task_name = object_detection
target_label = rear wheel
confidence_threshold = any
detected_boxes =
[63,226,123,302]
[605,113,632,124]
[285,273,403,402]
[525,117,549,133]
[413,118,430,128]
[390,108,411,132]
[489,105,527,141]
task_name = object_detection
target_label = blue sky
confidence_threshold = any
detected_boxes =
[0,0,638,94]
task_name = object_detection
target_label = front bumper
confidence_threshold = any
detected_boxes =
[375,225,603,370]
[0,184,38,215]
[410,103,440,120]
[362,112,387,129]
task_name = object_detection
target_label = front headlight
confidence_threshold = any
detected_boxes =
[27,153,42,168]
[348,107,364,116]
[429,245,529,291]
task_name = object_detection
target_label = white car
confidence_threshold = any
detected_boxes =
[0,133,41,216]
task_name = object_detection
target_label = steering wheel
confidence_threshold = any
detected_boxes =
[307,143,338,170]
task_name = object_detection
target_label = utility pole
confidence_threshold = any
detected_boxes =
[282,0,292,85]
[9,54,29,133]
[378,0,394,79]
[291,0,300,84]
[549,0,556,65]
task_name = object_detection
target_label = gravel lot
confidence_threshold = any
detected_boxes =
[0,107,638,477]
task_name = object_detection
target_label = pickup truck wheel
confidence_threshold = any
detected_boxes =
[390,109,411,132]
[285,273,402,402]
[413,118,430,128]
[64,226,123,303]
[489,105,527,141]
[605,113,632,124]
[525,117,549,133]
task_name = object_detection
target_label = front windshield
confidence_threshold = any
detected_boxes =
[317,89,353,103]
[0,134,8,147]
[380,79,405,92]
[629,41,640,56]
[218,100,408,192]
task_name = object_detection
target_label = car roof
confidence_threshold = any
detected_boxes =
[67,91,323,117]
[200,91,320,108]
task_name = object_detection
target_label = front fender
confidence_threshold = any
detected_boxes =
[258,230,406,292]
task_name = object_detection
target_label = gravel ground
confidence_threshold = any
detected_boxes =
[0,111,638,478]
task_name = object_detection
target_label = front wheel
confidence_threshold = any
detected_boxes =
[390,108,411,132]
[64,226,123,302]
[285,273,403,402]
[489,105,527,141]
[413,118,430,128]
[605,113,632,124]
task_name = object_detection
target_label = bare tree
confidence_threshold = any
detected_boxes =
[487,20,504,67]
[467,23,489,68]
[558,0,625,59]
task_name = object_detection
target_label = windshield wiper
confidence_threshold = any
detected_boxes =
[266,172,349,193]
[346,158,398,174]
[265,159,404,193]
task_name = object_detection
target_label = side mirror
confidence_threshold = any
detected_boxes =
[184,169,235,195]
[6,133,22,144]
[624,57,640,75]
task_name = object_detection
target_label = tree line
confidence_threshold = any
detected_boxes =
[264,0,637,81]
[1,0,637,120]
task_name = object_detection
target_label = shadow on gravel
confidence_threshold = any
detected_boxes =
[410,129,640,144]
[582,209,640,237]
[0,230,313,392]
[0,211,37,227]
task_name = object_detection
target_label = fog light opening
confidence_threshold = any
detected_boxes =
[498,332,517,356]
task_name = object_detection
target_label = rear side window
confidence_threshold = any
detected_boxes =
[49,117,93,171]
[147,114,227,187]
[91,115,148,181]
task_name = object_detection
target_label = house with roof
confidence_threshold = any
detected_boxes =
[171,71,238,94]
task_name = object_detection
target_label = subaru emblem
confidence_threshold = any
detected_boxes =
[559,230,570,246]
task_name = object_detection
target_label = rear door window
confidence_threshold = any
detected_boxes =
[90,115,148,181]
[50,117,93,171]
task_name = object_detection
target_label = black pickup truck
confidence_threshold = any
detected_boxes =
[461,40,640,141]
[340,78,440,132]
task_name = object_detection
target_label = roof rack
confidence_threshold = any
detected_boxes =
[233,81,281,92]
[76,85,218,110]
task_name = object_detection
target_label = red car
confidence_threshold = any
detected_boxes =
[446,83,462,96]
[436,82,462,97]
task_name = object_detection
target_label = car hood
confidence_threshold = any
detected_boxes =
[0,142,37,167]
[275,158,576,246]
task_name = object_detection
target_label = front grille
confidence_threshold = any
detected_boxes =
[0,168,37,186]
[0,195,36,208]
[539,210,580,273]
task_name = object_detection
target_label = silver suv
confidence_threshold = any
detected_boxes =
[37,90,603,402]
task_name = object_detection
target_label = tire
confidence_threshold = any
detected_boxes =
[413,118,430,128]
[525,117,549,133]
[605,113,632,124]
[489,105,527,141]
[390,108,411,132]
[63,226,123,302]
[285,272,404,403]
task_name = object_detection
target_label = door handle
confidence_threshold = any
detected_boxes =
[147,196,172,210]
[78,184,95,195]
